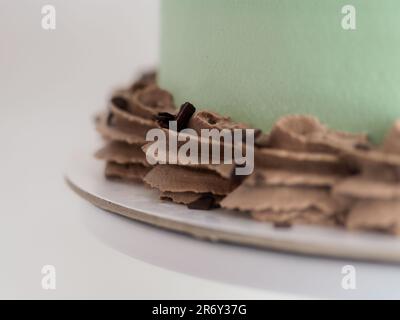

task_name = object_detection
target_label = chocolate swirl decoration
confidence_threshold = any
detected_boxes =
[222,116,400,234]
[95,72,176,182]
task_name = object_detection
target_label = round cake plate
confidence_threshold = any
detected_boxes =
[66,152,400,264]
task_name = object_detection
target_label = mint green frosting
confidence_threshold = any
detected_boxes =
[160,0,400,141]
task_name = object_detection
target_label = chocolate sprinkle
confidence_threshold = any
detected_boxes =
[188,194,218,210]
[176,102,196,131]
[111,96,129,111]
[154,102,196,131]
[154,112,176,129]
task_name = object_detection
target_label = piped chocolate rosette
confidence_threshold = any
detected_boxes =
[95,72,176,182]
[94,72,400,236]
[221,115,369,227]
[142,104,253,210]
[333,120,400,235]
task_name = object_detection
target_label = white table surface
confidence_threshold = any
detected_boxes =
[1,0,399,299]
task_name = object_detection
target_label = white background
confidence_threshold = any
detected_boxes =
[0,0,293,299]
[2,0,399,300]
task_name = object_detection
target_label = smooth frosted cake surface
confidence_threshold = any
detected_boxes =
[160,0,400,141]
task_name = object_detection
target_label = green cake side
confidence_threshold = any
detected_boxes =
[159,0,400,141]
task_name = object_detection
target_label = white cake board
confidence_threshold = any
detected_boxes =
[66,152,400,264]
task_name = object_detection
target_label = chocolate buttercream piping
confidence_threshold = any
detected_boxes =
[96,113,147,145]
[95,73,177,182]
[105,162,151,182]
[130,71,157,92]
[268,115,369,154]
[143,165,238,196]
[95,141,150,166]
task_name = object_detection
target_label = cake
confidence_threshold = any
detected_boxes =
[93,1,400,236]
[160,0,400,142]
